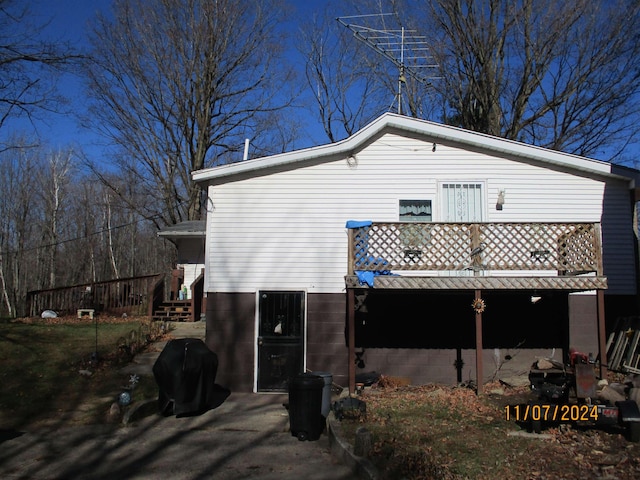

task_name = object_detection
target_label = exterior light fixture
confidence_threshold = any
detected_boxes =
[496,190,505,210]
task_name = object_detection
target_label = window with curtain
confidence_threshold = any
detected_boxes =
[399,200,432,256]
[442,183,483,222]
[399,199,432,222]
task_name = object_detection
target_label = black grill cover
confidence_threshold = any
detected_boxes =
[153,338,220,416]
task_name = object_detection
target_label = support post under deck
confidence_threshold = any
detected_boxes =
[475,289,484,394]
[597,289,608,379]
[347,288,356,395]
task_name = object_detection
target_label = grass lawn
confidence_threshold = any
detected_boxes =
[0,316,162,429]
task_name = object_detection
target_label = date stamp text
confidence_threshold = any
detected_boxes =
[505,404,599,423]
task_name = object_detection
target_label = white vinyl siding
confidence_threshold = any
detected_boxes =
[178,263,204,299]
[205,132,635,295]
[600,180,637,294]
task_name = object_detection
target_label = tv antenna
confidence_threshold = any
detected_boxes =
[337,13,439,116]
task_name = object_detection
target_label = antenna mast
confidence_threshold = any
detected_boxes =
[337,13,438,116]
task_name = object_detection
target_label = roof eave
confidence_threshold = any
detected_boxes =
[157,231,205,238]
[192,113,636,185]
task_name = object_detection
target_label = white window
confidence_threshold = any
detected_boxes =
[442,183,483,222]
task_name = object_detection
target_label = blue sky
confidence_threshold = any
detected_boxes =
[10,0,333,160]
[15,0,113,156]
[8,1,637,166]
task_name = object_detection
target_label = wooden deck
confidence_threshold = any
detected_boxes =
[346,222,605,290]
[344,222,608,394]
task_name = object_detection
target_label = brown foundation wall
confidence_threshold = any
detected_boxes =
[205,290,634,392]
[205,292,256,392]
[306,293,349,386]
[205,292,350,392]
[568,293,598,357]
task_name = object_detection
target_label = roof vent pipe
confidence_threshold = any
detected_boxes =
[243,138,250,161]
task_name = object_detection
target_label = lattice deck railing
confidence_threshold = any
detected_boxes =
[348,222,603,275]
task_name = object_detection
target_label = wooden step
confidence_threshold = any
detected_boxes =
[155,305,192,313]
[152,313,192,322]
[162,300,192,307]
[152,300,194,322]
[153,310,191,317]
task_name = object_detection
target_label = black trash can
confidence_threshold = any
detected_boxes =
[311,371,333,418]
[288,373,324,441]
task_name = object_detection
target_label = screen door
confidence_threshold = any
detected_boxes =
[257,291,305,392]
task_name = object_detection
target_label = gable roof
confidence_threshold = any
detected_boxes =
[192,112,638,186]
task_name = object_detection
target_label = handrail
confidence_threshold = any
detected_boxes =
[148,275,165,319]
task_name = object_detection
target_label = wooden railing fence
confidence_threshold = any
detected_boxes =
[26,273,164,318]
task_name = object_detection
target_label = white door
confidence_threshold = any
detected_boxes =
[442,183,484,222]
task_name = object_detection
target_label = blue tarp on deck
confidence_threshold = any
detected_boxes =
[345,220,396,287]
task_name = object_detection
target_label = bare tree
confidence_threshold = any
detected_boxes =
[426,0,640,160]
[36,150,73,289]
[301,0,640,162]
[85,0,294,226]
[0,138,176,317]
[0,0,82,150]
[58,171,172,285]
[63,181,102,284]
[0,140,41,315]
[298,5,389,142]
[298,0,448,141]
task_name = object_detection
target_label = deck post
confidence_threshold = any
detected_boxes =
[347,229,355,275]
[475,289,484,394]
[347,288,356,395]
[597,289,607,379]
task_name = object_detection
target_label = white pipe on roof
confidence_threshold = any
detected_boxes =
[243,138,250,161]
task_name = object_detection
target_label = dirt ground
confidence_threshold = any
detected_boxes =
[486,384,640,479]
[356,377,640,480]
